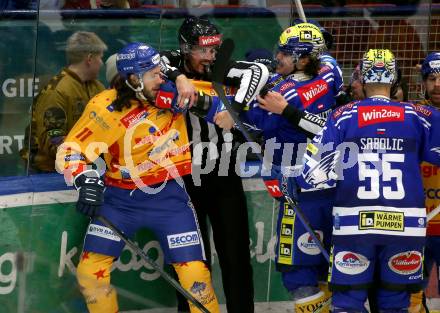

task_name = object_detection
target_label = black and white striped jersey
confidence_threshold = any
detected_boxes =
[160,49,269,172]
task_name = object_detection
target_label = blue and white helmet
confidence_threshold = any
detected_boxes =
[421,52,440,79]
[116,42,160,79]
[116,42,161,100]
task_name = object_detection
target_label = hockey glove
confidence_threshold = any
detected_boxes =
[155,80,187,113]
[73,170,104,217]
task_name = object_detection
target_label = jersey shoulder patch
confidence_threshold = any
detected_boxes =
[412,102,433,117]
[332,101,359,120]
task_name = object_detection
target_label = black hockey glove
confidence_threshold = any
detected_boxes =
[73,170,104,217]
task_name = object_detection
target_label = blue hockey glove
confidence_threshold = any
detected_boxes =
[204,95,233,124]
[155,80,187,113]
[73,170,104,217]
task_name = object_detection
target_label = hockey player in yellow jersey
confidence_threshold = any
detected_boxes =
[56,42,219,313]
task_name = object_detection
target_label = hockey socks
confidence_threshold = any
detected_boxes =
[173,261,219,313]
[409,291,426,313]
[294,290,331,313]
[76,251,118,313]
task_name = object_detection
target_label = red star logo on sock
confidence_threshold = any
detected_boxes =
[81,251,90,261]
[93,269,106,280]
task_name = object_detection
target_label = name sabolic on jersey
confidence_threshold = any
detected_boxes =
[299,97,440,245]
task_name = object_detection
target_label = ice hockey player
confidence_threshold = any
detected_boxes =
[291,48,440,313]
[234,22,344,313]
[55,42,220,313]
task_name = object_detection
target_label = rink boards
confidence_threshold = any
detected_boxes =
[0,173,290,312]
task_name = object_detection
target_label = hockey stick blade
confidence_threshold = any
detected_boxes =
[97,216,210,313]
[212,38,235,84]
[211,40,329,262]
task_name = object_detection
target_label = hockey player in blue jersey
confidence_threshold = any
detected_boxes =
[221,22,345,312]
[287,48,440,312]
[196,23,342,311]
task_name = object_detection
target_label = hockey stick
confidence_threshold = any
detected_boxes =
[427,204,440,222]
[96,216,210,313]
[294,0,307,23]
[211,38,329,262]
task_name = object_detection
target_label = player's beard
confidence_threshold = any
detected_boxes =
[143,88,157,104]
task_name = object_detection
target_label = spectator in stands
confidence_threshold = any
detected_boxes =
[20,31,107,173]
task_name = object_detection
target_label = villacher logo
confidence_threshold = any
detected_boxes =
[388,251,422,275]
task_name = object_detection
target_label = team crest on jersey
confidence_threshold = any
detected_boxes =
[297,79,329,109]
[358,105,404,127]
[303,150,339,186]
